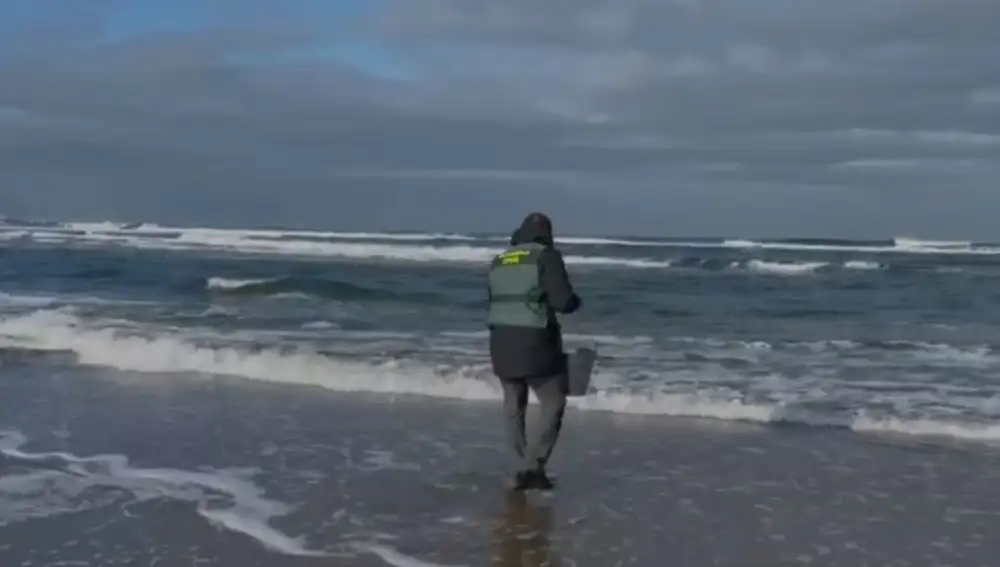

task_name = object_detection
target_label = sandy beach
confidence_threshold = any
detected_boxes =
[2,367,998,566]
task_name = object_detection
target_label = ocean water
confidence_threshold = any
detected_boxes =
[2,220,1000,442]
[4,219,1000,565]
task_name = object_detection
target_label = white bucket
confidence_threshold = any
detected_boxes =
[566,347,597,397]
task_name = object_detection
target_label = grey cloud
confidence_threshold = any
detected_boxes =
[1,0,999,238]
[378,0,1000,127]
[375,1,1000,183]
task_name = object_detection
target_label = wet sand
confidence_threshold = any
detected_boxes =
[2,367,1000,566]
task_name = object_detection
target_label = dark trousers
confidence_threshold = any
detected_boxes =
[500,374,567,472]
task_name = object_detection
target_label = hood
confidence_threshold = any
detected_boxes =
[509,212,553,247]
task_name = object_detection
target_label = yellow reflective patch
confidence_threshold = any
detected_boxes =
[496,249,530,265]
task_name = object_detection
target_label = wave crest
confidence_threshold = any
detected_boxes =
[1,310,999,445]
[203,276,413,302]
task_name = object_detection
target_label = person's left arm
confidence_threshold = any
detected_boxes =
[538,248,581,314]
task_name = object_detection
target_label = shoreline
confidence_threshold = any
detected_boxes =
[3,370,1000,565]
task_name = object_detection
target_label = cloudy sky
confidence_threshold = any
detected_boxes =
[1,0,999,238]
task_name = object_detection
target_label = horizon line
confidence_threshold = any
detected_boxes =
[0,214,992,246]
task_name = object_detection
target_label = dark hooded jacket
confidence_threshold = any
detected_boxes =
[488,213,581,380]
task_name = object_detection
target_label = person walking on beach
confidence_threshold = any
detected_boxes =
[486,212,582,490]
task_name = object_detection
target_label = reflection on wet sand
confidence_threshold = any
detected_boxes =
[490,491,558,567]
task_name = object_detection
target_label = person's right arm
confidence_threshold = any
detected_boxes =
[538,248,581,314]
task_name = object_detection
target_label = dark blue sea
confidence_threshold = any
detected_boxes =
[2,219,1000,566]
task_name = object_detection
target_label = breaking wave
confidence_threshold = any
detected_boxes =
[203,276,433,302]
[1,309,998,445]
[197,259,888,304]
[667,258,887,275]
[3,220,1000,269]
[722,236,1000,255]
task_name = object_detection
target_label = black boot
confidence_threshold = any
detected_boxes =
[531,468,554,490]
[512,467,556,491]
[512,469,533,491]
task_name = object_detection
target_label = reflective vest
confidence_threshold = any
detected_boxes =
[487,242,548,328]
